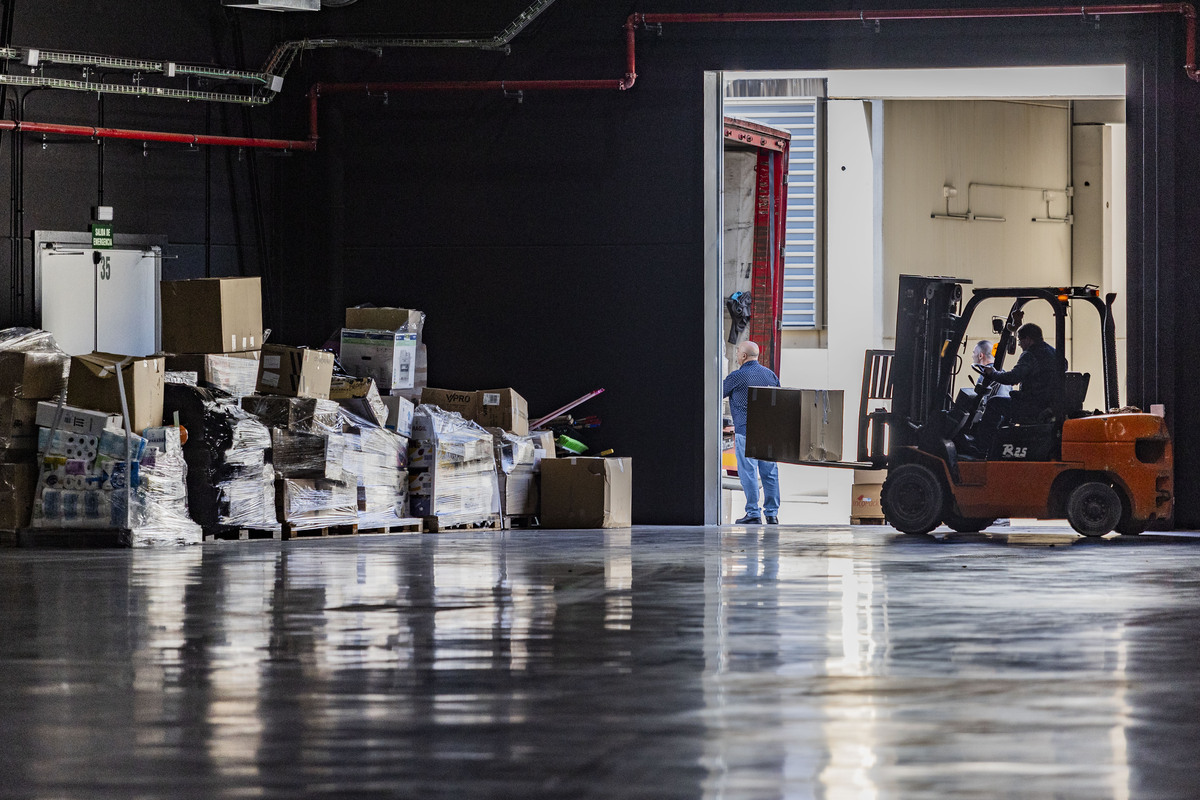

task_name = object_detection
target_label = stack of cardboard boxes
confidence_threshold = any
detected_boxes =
[164,384,278,531]
[340,307,425,404]
[0,330,69,541]
[408,405,499,522]
[162,277,264,399]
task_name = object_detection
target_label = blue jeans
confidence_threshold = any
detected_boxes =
[735,433,780,518]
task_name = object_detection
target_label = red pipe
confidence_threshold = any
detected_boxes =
[2,3,1195,153]
[0,118,315,151]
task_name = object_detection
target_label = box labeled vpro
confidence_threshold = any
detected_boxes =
[340,329,418,392]
[745,387,844,463]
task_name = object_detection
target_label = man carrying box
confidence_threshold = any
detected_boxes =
[722,340,781,525]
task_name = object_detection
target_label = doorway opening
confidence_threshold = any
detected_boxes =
[706,65,1127,525]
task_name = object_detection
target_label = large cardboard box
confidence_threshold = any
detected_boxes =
[66,353,164,433]
[345,306,425,336]
[420,387,476,419]
[35,401,121,437]
[161,277,263,354]
[420,387,528,435]
[745,387,844,463]
[540,456,632,529]
[0,351,68,399]
[340,329,418,392]
[256,345,334,399]
[477,388,529,435]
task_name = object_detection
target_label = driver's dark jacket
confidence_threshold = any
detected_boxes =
[991,340,1065,414]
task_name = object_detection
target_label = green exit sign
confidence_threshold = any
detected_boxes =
[91,222,114,249]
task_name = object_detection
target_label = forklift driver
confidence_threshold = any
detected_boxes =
[964,323,1066,456]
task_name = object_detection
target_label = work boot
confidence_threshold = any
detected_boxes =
[735,514,762,524]
[766,516,779,524]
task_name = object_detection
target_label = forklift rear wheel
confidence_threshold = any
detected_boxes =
[882,463,946,535]
[1066,481,1122,537]
[944,512,996,533]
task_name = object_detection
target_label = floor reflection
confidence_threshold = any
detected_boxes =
[0,526,1197,798]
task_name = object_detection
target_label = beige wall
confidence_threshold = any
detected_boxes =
[881,99,1073,356]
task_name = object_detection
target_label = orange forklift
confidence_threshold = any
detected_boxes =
[858,275,1173,537]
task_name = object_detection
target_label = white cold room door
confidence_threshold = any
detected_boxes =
[38,246,161,357]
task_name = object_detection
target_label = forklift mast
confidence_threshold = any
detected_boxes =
[890,275,967,450]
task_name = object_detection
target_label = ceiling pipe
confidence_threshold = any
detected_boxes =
[3,3,1196,152]
[630,3,1198,81]
[0,118,315,151]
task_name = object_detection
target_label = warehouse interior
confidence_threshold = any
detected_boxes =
[2,2,1200,798]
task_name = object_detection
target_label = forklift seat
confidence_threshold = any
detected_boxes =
[1063,371,1090,416]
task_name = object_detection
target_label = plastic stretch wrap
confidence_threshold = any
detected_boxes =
[409,405,499,519]
[205,355,260,399]
[339,408,411,527]
[490,429,537,474]
[30,424,202,545]
[163,384,277,530]
[240,395,341,434]
[277,471,357,528]
[272,428,345,479]
[0,329,71,396]
[165,371,199,386]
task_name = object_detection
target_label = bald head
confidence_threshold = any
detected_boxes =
[737,341,760,364]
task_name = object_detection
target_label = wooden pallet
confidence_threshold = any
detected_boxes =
[422,513,503,533]
[280,522,359,541]
[504,514,539,530]
[15,527,133,548]
[204,525,283,542]
[851,517,887,526]
[358,517,423,535]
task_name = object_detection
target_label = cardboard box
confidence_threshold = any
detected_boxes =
[345,306,425,336]
[476,388,529,435]
[165,351,260,399]
[854,468,886,486]
[529,430,557,469]
[540,456,632,529]
[0,397,39,456]
[272,429,344,480]
[0,351,69,399]
[161,277,263,354]
[256,345,334,399]
[66,353,164,433]
[421,387,528,435]
[275,475,357,525]
[340,329,419,392]
[240,395,341,433]
[420,387,477,418]
[380,395,415,437]
[745,388,844,463]
[851,483,884,521]
[499,466,537,517]
[0,461,37,531]
[35,401,122,437]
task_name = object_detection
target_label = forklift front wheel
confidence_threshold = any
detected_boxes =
[881,463,946,535]
[1066,481,1122,537]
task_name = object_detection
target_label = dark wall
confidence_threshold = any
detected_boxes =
[1,1,1197,525]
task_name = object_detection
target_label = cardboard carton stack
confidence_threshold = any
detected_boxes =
[489,429,539,519]
[341,409,411,528]
[340,307,426,402]
[421,387,529,436]
[29,413,202,544]
[241,394,358,530]
[164,384,278,531]
[162,277,264,400]
[0,329,69,539]
[408,405,499,522]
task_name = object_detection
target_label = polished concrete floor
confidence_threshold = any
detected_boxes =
[2,524,1200,799]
